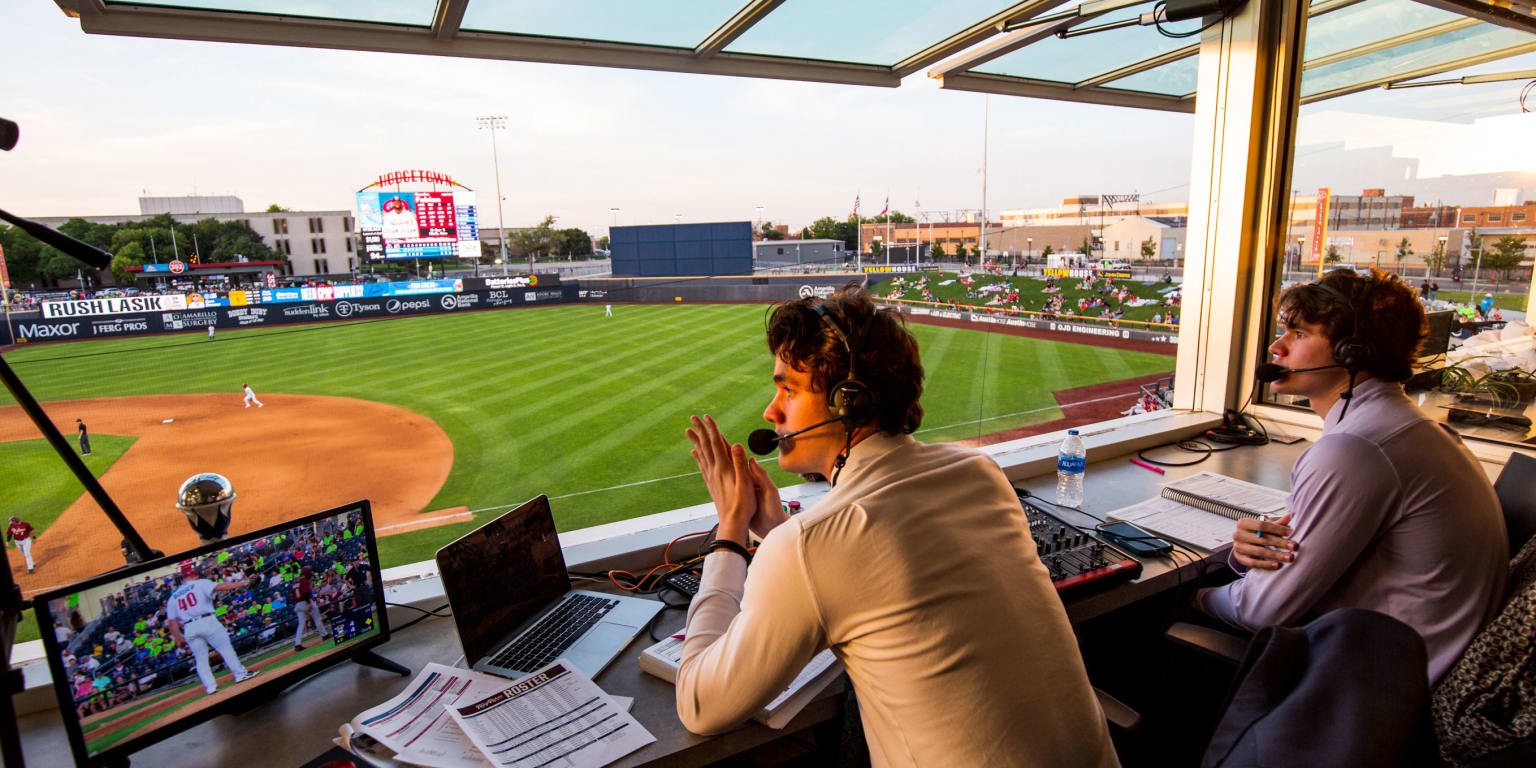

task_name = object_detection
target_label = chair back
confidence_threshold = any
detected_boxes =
[1495,453,1536,555]
[1202,608,1430,768]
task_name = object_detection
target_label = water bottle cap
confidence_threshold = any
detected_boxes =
[1067,429,1079,435]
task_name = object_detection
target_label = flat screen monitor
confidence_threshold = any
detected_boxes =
[1423,309,1454,359]
[35,501,389,767]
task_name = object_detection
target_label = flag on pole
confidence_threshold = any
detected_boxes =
[878,195,889,218]
[852,192,860,220]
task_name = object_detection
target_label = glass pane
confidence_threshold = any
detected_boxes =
[1302,23,1536,98]
[1104,55,1199,96]
[973,2,1195,86]
[723,0,1022,66]
[1302,0,1462,61]
[461,0,741,48]
[102,0,435,26]
[1266,42,1536,448]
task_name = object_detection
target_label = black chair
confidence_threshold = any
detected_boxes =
[1494,452,1536,556]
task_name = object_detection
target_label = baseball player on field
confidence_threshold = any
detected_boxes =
[242,382,264,409]
[6,516,36,574]
[292,565,329,651]
[166,563,258,695]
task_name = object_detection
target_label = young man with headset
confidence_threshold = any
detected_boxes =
[676,285,1117,766]
[1196,267,1507,683]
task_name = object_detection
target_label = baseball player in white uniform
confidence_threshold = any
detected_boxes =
[166,564,258,695]
[242,382,264,408]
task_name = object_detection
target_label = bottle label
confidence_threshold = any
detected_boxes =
[1058,454,1086,474]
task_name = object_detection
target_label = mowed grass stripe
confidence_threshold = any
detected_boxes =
[9,304,1173,564]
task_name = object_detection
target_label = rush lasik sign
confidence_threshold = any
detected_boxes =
[42,295,188,318]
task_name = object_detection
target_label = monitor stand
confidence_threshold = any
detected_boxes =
[354,650,410,676]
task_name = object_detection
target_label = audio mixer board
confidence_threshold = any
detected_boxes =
[1016,492,1142,592]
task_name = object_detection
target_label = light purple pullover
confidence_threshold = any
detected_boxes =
[1198,377,1508,682]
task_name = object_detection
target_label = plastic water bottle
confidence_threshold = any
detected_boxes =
[1056,429,1086,508]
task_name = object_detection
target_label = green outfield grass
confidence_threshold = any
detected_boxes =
[1435,289,1530,312]
[883,270,1181,324]
[2,436,136,644]
[1,304,1172,569]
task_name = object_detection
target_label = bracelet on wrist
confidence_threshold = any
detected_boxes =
[705,538,751,562]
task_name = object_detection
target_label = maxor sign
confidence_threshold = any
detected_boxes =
[42,295,188,319]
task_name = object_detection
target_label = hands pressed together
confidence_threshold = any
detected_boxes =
[1231,513,1297,570]
[687,415,788,547]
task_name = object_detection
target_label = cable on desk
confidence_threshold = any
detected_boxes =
[387,602,452,632]
[646,600,690,642]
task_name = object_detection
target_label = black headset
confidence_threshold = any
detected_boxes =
[811,303,878,427]
[1312,277,1377,373]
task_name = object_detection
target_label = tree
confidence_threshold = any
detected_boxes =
[511,215,558,264]
[1394,237,1413,274]
[1425,240,1447,276]
[970,245,982,262]
[1324,244,1342,264]
[596,235,610,251]
[1482,235,1530,284]
[109,242,147,283]
[931,242,946,260]
[554,227,593,259]
[1040,245,1054,259]
[1076,238,1094,257]
[758,221,786,241]
[869,240,884,259]
[1140,236,1157,262]
[265,204,291,212]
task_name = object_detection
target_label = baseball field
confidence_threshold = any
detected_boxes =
[2,297,1174,614]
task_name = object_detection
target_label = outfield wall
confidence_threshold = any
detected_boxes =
[576,274,861,303]
[894,303,1179,345]
[2,285,580,344]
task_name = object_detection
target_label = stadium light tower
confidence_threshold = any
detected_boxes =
[476,115,509,276]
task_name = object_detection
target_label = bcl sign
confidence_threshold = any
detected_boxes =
[169,259,186,274]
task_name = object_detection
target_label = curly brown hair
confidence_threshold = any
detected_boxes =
[765,283,924,435]
[1276,267,1427,382]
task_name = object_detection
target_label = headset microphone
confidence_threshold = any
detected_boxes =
[747,415,846,456]
[1255,362,1345,383]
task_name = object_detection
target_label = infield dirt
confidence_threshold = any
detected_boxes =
[2,394,452,594]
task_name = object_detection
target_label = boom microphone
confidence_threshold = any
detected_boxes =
[747,415,846,456]
[1255,362,1344,383]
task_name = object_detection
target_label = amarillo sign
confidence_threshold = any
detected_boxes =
[42,295,188,319]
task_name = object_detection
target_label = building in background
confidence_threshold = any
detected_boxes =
[138,195,245,216]
[32,197,357,278]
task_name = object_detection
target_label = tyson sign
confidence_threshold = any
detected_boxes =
[42,295,188,319]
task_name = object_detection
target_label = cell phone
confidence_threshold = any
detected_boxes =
[1097,521,1174,556]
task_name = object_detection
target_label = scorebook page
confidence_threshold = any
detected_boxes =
[449,660,655,768]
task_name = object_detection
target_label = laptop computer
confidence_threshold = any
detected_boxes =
[435,495,663,679]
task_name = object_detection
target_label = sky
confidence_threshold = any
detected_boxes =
[2,1,1532,237]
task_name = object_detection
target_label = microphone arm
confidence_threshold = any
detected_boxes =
[0,207,112,270]
[747,415,846,456]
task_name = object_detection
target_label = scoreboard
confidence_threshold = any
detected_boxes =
[356,189,479,260]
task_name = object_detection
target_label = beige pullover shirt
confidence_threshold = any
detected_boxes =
[677,432,1118,768]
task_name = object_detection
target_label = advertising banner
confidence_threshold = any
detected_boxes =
[896,304,1176,345]
[7,286,580,344]
[0,243,9,289]
[41,295,188,319]
[464,274,559,290]
[1312,187,1330,276]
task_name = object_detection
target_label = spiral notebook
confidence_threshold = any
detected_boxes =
[1107,472,1289,551]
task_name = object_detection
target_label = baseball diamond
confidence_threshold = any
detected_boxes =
[1,302,1173,597]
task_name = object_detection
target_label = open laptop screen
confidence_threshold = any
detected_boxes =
[436,495,571,665]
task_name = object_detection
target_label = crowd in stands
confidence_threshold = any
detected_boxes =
[54,512,374,718]
[881,271,1185,327]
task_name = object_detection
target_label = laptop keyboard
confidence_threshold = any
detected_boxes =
[489,594,621,672]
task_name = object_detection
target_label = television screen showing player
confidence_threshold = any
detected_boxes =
[35,501,390,767]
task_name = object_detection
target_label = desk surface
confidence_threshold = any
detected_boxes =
[17,439,1309,768]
